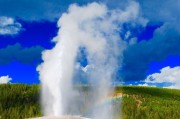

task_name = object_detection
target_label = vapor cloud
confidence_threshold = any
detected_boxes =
[0,0,179,25]
[0,43,44,65]
[118,0,180,83]
[0,0,60,21]
[145,66,180,89]
[0,16,21,35]
[0,75,12,84]
[122,22,180,82]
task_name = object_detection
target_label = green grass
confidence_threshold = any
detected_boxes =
[0,84,41,119]
[120,86,180,119]
[0,84,180,119]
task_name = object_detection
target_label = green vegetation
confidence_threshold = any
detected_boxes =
[0,84,41,119]
[120,86,180,119]
[0,84,180,119]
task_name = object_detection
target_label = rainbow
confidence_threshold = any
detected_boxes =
[82,93,122,116]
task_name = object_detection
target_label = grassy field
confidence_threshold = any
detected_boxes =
[0,84,41,119]
[0,84,180,119]
[120,86,180,119]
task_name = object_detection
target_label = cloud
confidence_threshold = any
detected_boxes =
[0,0,94,21]
[0,43,44,65]
[103,0,180,85]
[137,83,156,87]
[122,22,180,82]
[0,0,59,21]
[0,0,105,21]
[138,83,148,86]
[0,0,179,22]
[103,0,180,23]
[126,82,156,87]
[138,0,180,22]
[119,0,180,83]
[0,75,12,84]
[145,66,180,89]
[0,16,21,35]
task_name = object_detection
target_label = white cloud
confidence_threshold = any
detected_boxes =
[138,83,148,86]
[137,83,156,87]
[0,0,179,23]
[145,66,180,89]
[0,0,61,21]
[0,16,22,35]
[0,75,12,84]
[127,83,156,87]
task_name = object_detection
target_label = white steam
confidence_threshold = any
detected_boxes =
[37,1,144,119]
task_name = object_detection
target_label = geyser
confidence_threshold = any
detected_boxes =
[37,1,145,119]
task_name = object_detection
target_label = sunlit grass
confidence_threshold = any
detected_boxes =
[0,84,180,119]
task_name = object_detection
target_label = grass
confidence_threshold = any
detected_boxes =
[0,84,180,119]
[0,84,41,119]
[120,86,180,119]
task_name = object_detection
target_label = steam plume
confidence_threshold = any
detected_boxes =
[37,1,144,119]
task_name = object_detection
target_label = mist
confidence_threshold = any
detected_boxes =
[37,1,145,119]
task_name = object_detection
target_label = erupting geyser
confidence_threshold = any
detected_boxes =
[37,1,144,119]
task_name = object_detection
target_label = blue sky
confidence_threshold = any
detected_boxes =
[0,0,180,88]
